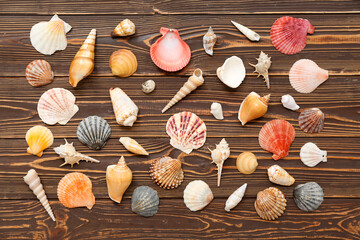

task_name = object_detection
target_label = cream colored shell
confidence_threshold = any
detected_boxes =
[119,137,149,155]
[217,56,246,88]
[281,94,300,111]
[231,20,260,41]
[142,80,156,94]
[209,138,230,187]
[224,183,247,212]
[183,180,213,211]
[210,102,224,120]
[249,51,271,89]
[267,165,295,186]
[236,152,258,174]
[110,87,138,127]
[300,142,327,167]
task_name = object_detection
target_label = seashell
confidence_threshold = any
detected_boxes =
[30,14,71,55]
[225,183,247,212]
[162,68,204,113]
[236,152,258,175]
[24,169,55,221]
[267,165,295,186]
[111,19,135,37]
[25,60,54,87]
[131,186,159,217]
[217,56,246,88]
[298,108,324,133]
[54,139,100,167]
[150,27,191,72]
[203,26,217,56]
[109,87,138,127]
[183,180,213,211]
[142,80,156,94]
[208,138,230,187]
[255,187,286,221]
[249,51,271,89]
[300,142,327,167]
[238,92,270,125]
[231,20,260,41]
[270,16,314,55]
[26,125,54,157]
[289,59,329,93]
[149,156,184,189]
[106,156,132,203]
[119,137,149,155]
[109,49,137,78]
[57,172,95,209]
[259,119,295,160]
[77,116,111,150]
[37,88,79,125]
[281,94,300,111]
[294,182,324,212]
[166,112,206,154]
[69,29,96,87]
[210,102,224,120]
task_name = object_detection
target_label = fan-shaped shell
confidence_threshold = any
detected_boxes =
[183,180,213,211]
[77,116,111,150]
[119,137,149,155]
[131,186,159,217]
[254,187,287,221]
[259,119,295,160]
[300,142,327,167]
[294,182,324,212]
[37,88,79,125]
[109,87,138,127]
[298,108,324,133]
[236,152,258,174]
[267,165,295,186]
[149,156,184,189]
[57,172,95,209]
[150,27,191,72]
[25,60,54,87]
[281,94,300,111]
[217,56,246,88]
[111,19,135,37]
[203,26,217,56]
[109,49,137,78]
[26,125,54,157]
[166,112,207,154]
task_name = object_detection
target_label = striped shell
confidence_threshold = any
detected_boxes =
[131,186,159,217]
[25,60,54,87]
[77,116,111,150]
[236,152,258,174]
[267,165,295,186]
[109,87,138,127]
[119,137,148,155]
[26,125,54,157]
[149,156,184,189]
[183,180,213,211]
[294,182,324,212]
[254,187,287,221]
[298,108,324,133]
[109,49,137,78]
[300,142,327,167]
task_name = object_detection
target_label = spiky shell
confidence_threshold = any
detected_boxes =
[131,186,159,217]
[294,182,324,212]
[109,87,138,127]
[249,51,271,89]
[30,14,71,55]
[26,125,54,157]
[281,94,300,111]
[109,49,137,78]
[209,138,230,187]
[236,152,258,174]
[77,116,111,150]
[149,156,184,189]
[119,137,149,155]
[267,165,295,186]
[142,80,156,94]
[203,26,217,56]
[231,20,260,41]
[166,112,207,154]
[25,60,54,87]
[111,19,135,37]
[225,183,247,212]
[238,92,270,125]
[210,102,224,120]
[300,142,327,167]
[217,56,246,88]
[298,108,325,133]
[37,88,79,125]
[183,180,213,211]
[254,187,287,221]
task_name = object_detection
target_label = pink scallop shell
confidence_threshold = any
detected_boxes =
[298,108,324,133]
[25,60,54,87]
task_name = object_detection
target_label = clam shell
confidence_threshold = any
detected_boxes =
[210,102,224,120]
[149,156,184,189]
[225,183,247,212]
[300,142,327,167]
[142,80,156,94]
[183,180,213,211]
[203,26,217,56]
[236,152,258,174]
[109,49,137,78]
[119,137,149,155]
[294,182,324,212]
[111,19,135,37]
[298,108,324,133]
[77,116,111,150]
[109,87,138,127]
[25,60,54,87]
[254,187,287,221]
[217,56,246,88]
[281,94,300,111]
[131,186,159,217]
[238,92,270,125]
[26,125,54,157]
[267,165,295,186]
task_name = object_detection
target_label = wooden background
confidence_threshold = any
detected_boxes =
[0,0,359,239]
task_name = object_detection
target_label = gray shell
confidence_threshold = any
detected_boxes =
[294,182,324,212]
[131,186,159,217]
[77,116,111,150]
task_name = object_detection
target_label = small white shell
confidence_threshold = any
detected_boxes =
[217,56,246,88]
[281,94,300,111]
[267,165,295,186]
[183,180,213,211]
[231,20,260,41]
[209,138,230,187]
[203,26,217,56]
[300,142,327,167]
[142,80,156,94]
[210,102,224,120]
[225,183,247,212]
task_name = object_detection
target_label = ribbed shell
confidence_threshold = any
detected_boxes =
[131,186,159,217]
[26,125,54,157]
[77,116,111,150]
[25,60,54,87]
[236,152,258,174]
[111,19,135,37]
[183,180,213,211]
[109,49,137,78]
[300,142,327,167]
[267,165,295,186]
[109,87,138,127]
[254,187,287,221]
[298,108,325,133]
[294,182,324,212]
[149,156,184,189]
[119,137,149,155]
[203,26,217,56]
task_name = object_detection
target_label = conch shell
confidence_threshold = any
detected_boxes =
[249,51,271,89]
[225,183,247,212]
[217,56,246,88]
[111,19,135,37]
[210,102,224,120]
[267,165,295,186]
[119,137,149,155]
[109,49,137,78]
[203,26,217,56]
[208,138,230,187]
[110,87,138,127]
[231,20,260,41]
[238,92,270,125]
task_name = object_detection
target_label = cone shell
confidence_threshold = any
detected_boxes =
[270,16,314,55]
[131,186,159,217]
[106,156,132,203]
[69,29,96,87]
[26,125,54,157]
[236,152,258,175]
[25,60,54,87]
[259,119,295,160]
[267,165,295,186]
[300,142,327,167]
[142,80,156,94]
[210,102,224,120]
[111,19,135,37]
[281,94,300,111]
[57,172,95,209]
[150,27,191,72]
[119,137,148,155]
[298,108,324,133]
[225,183,247,212]
[294,182,324,212]
[203,26,217,56]
[149,156,184,189]
[289,59,329,93]
[109,49,137,78]
[217,56,246,88]
[166,112,207,154]
[255,187,287,221]
[30,14,72,55]
[183,180,213,211]
[37,88,79,125]
[238,92,270,125]
[249,51,271,89]
[231,20,260,42]
[77,116,111,150]
[109,87,138,127]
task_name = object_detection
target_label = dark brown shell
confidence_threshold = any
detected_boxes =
[298,108,324,133]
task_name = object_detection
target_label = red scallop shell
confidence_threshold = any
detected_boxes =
[298,108,324,133]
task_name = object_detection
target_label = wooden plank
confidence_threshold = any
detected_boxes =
[0,198,358,239]
[0,15,359,77]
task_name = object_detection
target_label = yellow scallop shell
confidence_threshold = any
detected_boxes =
[26,125,54,157]
[236,152,258,174]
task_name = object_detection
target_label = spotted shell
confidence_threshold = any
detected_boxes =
[298,108,324,133]
[294,182,324,212]
[254,187,286,221]
[25,60,54,87]
[77,116,111,150]
[149,156,184,189]
[131,186,159,217]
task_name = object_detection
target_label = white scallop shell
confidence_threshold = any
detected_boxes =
[210,102,224,120]
[183,180,213,211]
[217,56,246,88]
[281,94,300,111]
[225,183,247,212]
[300,142,327,167]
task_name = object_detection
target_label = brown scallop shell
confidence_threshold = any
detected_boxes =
[25,60,54,87]
[149,156,184,189]
[298,108,324,133]
[254,187,287,221]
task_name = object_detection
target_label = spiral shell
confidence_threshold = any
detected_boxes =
[300,142,327,167]
[111,19,135,37]
[203,26,217,56]
[294,182,324,212]
[254,187,287,221]
[238,92,270,125]
[110,87,138,127]
[131,186,159,217]
[225,183,247,212]
[299,108,324,133]
[142,80,156,94]
[267,165,295,186]
[26,125,54,157]
[249,51,271,89]
[109,49,137,78]
[149,156,184,189]
[183,180,213,211]
[231,20,260,41]
[236,152,258,174]
[77,116,111,150]
[209,138,230,187]
[25,60,54,87]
